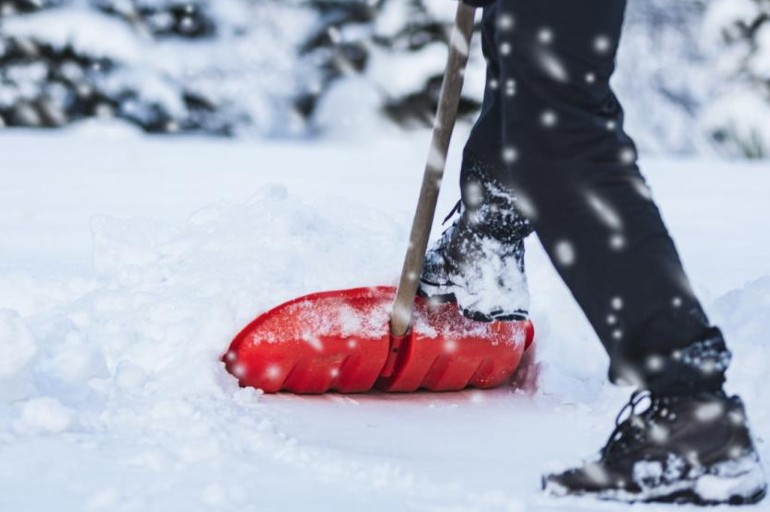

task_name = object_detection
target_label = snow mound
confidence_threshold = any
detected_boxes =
[18,185,404,406]
[712,277,770,411]
[0,309,38,402]
[0,309,37,380]
[14,396,74,435]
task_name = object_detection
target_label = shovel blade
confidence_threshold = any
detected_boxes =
[223,287,534,394]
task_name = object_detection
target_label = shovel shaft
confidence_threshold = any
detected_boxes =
[391,3,477,337]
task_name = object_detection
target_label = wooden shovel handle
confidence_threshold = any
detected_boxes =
[391,3,477,337]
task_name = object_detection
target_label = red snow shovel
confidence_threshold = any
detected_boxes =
[223,3,534,394]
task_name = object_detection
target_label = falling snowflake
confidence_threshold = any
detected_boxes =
[464,181,484,207]
[610,234,626,250]
[233,363,247,378]
[633,179,654,200]
[620,148,637,164]
[646,355,665,372]
[428,142,447,170]
[695,401,725,422]
[498,14,514,31]
[587,192,623,230]
[538,28,554,44]
[554,240,576,266]
[540,110,558,128]
[648,423,669,443]
[536,49,569,83]
[502,146,518,163]
[594,35,612,54]
[505,79,516,97]
[265,365,281,380]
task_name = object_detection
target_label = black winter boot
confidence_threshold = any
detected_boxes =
[418,160,533,322]
[542,391,767,505]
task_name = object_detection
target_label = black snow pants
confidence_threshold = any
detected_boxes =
[460,0,730,395]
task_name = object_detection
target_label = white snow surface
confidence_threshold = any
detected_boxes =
[0,127,769,511]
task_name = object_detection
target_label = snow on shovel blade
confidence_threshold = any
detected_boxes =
[223,287,534,394]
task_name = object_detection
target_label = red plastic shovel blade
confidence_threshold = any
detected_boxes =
[224,287,393,394]
[223,287,534,394]
[377,296,534,392]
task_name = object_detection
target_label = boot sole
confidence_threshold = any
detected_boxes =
[543,453,767,506]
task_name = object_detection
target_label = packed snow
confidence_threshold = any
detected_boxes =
[0,127,769,511]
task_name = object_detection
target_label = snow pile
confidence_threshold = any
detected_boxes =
[26,184,402,403]
[712,277,770,421]
[0,309,38,401]
[14,396,75,434]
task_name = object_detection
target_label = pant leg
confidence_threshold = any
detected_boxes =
[491,0,730,395]
[457,5,534,256]
[463,5,508,176]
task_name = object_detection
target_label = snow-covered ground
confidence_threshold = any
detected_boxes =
[0,126,769,511]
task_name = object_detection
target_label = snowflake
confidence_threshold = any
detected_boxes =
[620,148,637,164]
[610,234,626,250]
[538,28,554,44]
[554,240,576,266]
[502,146,518,163]
[265,365,281,380]
[498,14,514,31]
[540,110,558,128]
[536,49,569,83]
[594,35,612,54]
[505,79,516,96]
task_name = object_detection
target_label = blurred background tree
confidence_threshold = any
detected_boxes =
[1,0,769,158]
[702,0,770,158]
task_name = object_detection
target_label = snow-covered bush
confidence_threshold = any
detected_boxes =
[0,0,310,134]
[298,0,729,154]
[296,0,483,132]
[1,0,769,159]
[702,0,770,158]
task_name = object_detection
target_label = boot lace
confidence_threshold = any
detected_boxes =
[442,200,462,225]
[601,390,657,457]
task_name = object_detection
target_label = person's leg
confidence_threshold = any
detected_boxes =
[494,0,726,395]
[419,4,534,321]
[492,0,765,503]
